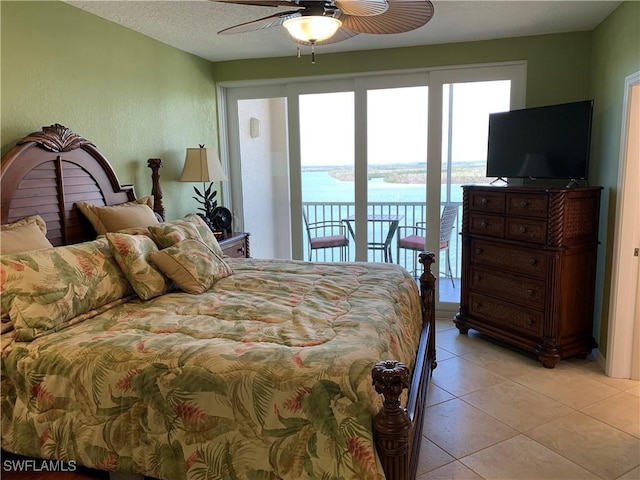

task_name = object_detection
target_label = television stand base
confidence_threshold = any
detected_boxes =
[566,178,587,188]
[489,177,509,185]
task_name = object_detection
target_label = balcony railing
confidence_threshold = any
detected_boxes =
[302,201,462,282]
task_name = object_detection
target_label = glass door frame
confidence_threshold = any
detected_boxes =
[218,83,287,231]
[290,73,432,262]
[285,78,355,260]
[427,64,526,315]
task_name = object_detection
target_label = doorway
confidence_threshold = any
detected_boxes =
[606,71,640,379]
[223,86,292,259]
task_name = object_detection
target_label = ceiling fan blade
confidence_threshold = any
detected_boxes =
[334,0,388,17]
[214,0,299,7]
[338,0,434,34]
[292,26,359,45]
[218,10,300,34]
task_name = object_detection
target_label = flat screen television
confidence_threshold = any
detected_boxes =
[486,100,593,180]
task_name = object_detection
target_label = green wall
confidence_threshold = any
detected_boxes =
[590,0,640,356]
[1,1,218,221]
[212,31,593,108]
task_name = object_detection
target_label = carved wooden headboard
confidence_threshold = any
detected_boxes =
[1,124,164,246]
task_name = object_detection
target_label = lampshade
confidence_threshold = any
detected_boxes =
[180,147,227,183]
[283,16,342,43]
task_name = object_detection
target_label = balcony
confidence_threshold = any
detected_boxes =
[302,201,462,303]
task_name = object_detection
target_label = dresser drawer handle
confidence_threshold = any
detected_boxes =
[475,248,483,255]
[520,200,528,207]
[480,197,488,204]
[480,221,487,228]
[529,258,537,266]
[526,289,534,296]
[519,226,527,233]
[473,274,481,282]
[526,318,534,326]
[473,301,480,309]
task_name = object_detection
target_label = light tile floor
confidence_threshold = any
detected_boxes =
[417,320,640,480]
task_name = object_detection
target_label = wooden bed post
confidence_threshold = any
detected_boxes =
[419,252,437,371]
[372,360,412,479]
[147,158,165,221]
[372,251,437,480]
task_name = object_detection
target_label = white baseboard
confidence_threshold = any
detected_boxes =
[595,348,608,375]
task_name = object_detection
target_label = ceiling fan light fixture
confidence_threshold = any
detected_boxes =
[283,16,342,43]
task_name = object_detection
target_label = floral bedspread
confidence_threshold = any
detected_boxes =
[1,258,423,480]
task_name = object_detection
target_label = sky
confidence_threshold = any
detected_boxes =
[299,80,511,167]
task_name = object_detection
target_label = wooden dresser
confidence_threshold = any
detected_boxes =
[454,185,601,368]
[219,232,250,258]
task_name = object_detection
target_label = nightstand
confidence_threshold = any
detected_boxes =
[218,232,250,258]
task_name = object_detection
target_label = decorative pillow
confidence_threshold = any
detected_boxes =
[149,239,233,295]
[106,232,171,300]
[182,214,225,256]
[76,196,158,235]
[176,214,225,257]
[1,318,13,334]
[0,238,134,341]
[111,225,153,237]
[0,215,53,255]
[148,220,201,248]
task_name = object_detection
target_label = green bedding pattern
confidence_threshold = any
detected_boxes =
[1,258,423,480]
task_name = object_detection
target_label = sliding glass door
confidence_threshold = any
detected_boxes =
[438,80,512,302]
[222,86,291,260]
[429,65,525,310]
[296,76,430,264]
[219,62,525,311]
[366,85,428,266]
[299,91,355,261]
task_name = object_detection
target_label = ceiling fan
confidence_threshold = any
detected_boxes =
[215,0,435,61]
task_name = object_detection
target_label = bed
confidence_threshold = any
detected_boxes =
[0,124,437,480]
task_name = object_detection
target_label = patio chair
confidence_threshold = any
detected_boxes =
[303,210,349,261]
[396,204,458,286]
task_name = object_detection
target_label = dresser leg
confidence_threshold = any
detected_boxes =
[453,318,470,334]
[538,355,560,368]
[537,343,561,368]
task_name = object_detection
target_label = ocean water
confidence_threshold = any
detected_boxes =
[301,170,464,203]
[301,169,464,264]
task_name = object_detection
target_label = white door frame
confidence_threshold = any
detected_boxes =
[605,71,640,379]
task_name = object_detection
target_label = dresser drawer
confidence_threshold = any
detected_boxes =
[470,265,546,309]
[468,213,505,238]
[505,217,547,244]
[506,193,548,218]
[469,190,505,214]
[468,292,543,337]
[470,239,548,278]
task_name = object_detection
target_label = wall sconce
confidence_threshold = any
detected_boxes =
[250,117,261,138]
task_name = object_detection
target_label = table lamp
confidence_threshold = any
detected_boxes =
[180,145,227,229]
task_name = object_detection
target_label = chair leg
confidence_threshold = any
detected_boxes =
[446,250,454,288]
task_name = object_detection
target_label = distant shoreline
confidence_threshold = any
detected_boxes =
[302,163,489,184]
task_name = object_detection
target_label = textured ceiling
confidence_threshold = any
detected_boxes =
[65,0,622,62]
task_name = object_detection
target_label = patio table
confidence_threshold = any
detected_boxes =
[342,214,403,263]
